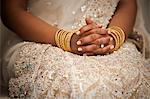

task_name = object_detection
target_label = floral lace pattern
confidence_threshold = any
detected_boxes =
[8,0,150,98]
[9,41,150,98]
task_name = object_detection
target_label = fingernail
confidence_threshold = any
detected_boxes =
[110,37,113,41]
[110,45,114,49]
[77,41,82,45]
[108,31,111,34]
[78,47,83,51]
[76,31,80,35]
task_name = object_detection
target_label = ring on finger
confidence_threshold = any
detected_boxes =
[100,44,105,48]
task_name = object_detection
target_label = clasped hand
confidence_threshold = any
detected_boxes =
[71,18,115,56]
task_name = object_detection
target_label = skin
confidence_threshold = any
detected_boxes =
[76,18,115,55]
[76,0,137,55]
[1,0,137,56]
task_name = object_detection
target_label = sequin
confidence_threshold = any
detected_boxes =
[72,11,76,15]
[8,0,150,98]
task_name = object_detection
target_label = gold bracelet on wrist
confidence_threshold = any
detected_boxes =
[59,30,66,50]
[55,29,75,52]
[107,26,125,51]
[109,29,120,50]
[65,32,74,51]
[109,26,125,45]
[63,31,70,51]
[55,29,62,48]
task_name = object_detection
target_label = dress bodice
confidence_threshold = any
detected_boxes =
[28,0,119,30]
[1,0,120,58]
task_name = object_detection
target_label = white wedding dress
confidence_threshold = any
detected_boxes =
[2,0,150,98]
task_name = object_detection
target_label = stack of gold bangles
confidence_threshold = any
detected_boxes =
[55,29,75,52]
[107,26,126,51]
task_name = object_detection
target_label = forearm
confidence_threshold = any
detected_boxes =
[108,0,137,38]
[2,0,58,45]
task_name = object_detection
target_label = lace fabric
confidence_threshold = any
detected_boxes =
[6,0,150,98]
[9,41,150,98]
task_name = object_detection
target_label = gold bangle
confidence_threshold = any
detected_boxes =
[64,32,70,51]
[109,26,125,45]
[65,32,75,52]
[54,29,74,52]
[55,29,62,48]
[107,26,125,51]
[108,29,120,51]
[60,30,66,50]
[62,31,69,51]
[110,29,121,46]
[58,30,64,49]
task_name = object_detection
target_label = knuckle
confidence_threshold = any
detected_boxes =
[94,49,102,54]
[102,38,107,43]
[88,46,94,51]
[98,39,102,44]
[91,24,96,28]
[102,38,108,44]
[90,34,97,41]
[101,48,107,53]
[88,45,97,52]
[94,29,99,34]
[96,28,101,34]
[80,26,87,33]
[82,47,86,52]
[87,24,93,30]
[85,47,91,52]
[88,31,92,34]
[80,29,84,33]
[104,47,110,52]
[94,39,99,45]
[92,45,98,49]
[100,29,107,34]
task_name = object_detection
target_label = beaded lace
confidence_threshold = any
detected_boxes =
[9,0,150,98]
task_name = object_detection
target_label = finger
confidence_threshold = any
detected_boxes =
[78,23,98,35]
[109,36,115,45]
[85,17,102,27]
[82,27,108,38]
[93,36,111,46]
[85,17,94,25]
[90,27,108,35]
[77,44,99,53]
[79,27,108,38]
[93,45,114,55]
[77,33,101,46]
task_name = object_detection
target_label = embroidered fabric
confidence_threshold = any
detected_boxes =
[27,0,119,30]
[7,0,150,98]
[9,42,150,98]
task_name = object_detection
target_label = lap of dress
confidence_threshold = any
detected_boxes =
[8,41,150,99]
